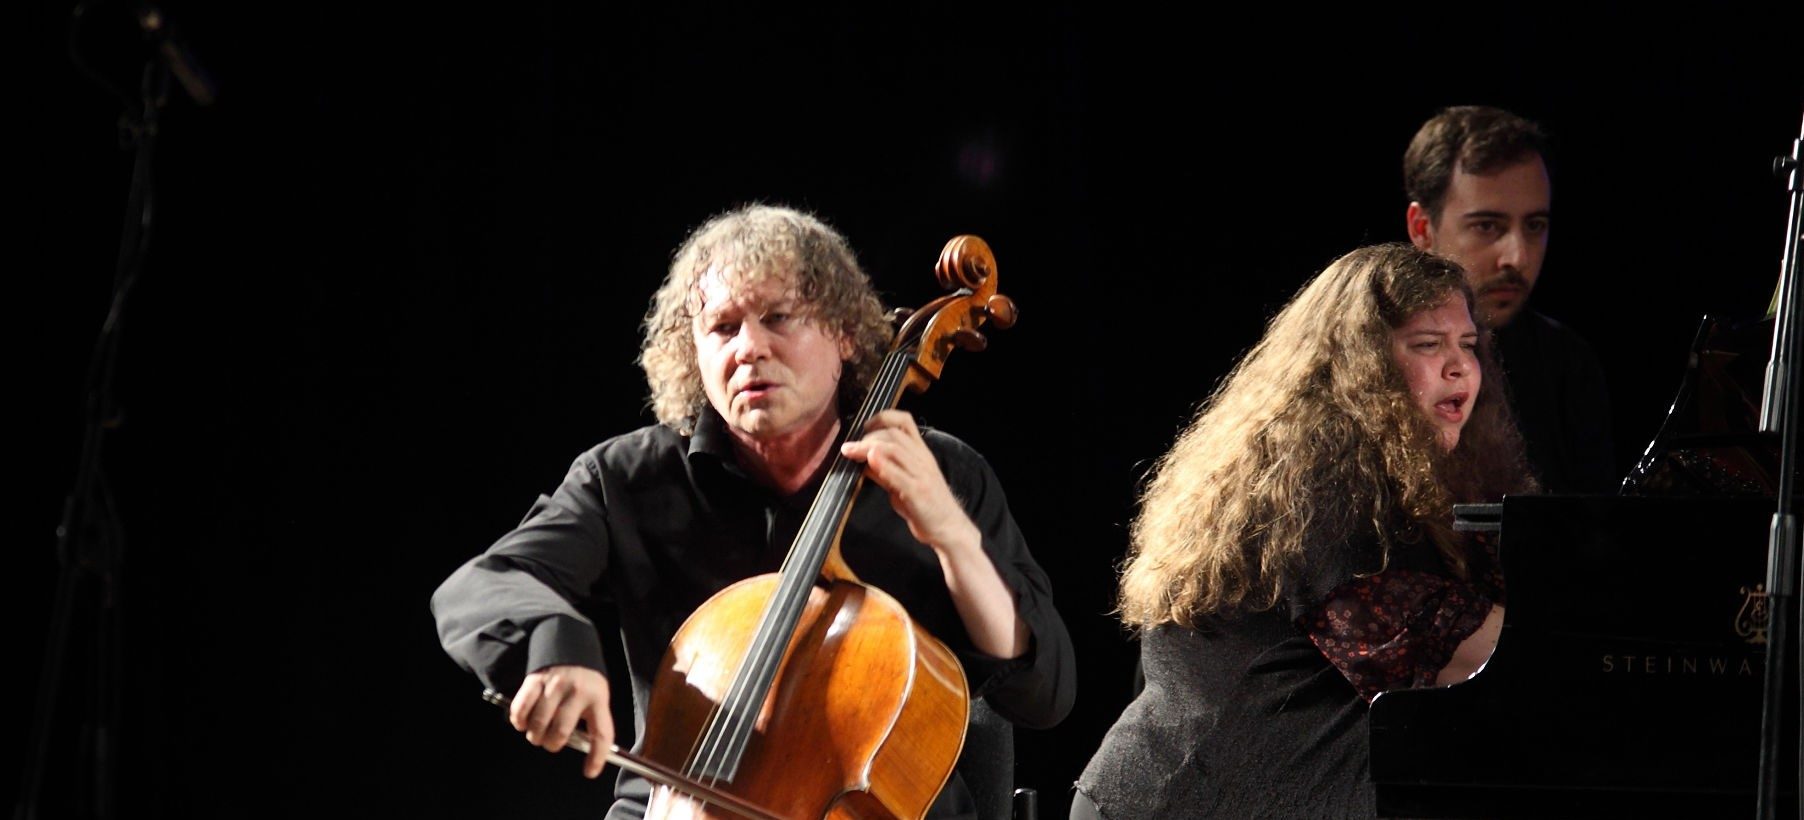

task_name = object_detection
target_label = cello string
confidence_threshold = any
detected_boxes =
[685,346,915,781]
[694,347,911,778]
[688,450,868,777]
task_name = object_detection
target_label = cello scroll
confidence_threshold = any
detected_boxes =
[896,235,1017,394]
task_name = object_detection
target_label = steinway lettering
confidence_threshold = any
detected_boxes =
[1598,654,1760,676]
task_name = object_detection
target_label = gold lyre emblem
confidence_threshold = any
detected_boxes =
[1735,584,1768,645]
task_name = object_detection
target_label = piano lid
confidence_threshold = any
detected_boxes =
[1623,314,1782,497]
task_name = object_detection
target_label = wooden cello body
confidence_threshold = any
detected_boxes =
[635,235,1017,819]
[642,578,967,818]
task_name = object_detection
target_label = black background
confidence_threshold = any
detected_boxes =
[17,1,1804,817]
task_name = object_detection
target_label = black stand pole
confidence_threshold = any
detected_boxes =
[14,5,210,818]
[13,71,153,820]
[1755,110,1804,820]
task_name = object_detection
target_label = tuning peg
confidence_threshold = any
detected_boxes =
[950,328,989,352]
[984,295,1017,329]
[887,307,915,326]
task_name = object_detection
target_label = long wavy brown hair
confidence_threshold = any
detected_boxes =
[639,204,894,434]
[1118,243,1535,628]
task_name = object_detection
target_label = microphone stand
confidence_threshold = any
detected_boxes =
[1755,109,1804,820]
[15,5,210,819]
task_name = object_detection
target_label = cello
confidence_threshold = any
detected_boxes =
[495,235,1018,819]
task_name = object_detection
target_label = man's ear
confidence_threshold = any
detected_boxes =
[1405,201,1436,251]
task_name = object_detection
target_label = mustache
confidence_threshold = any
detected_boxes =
[1479,269,1531,294]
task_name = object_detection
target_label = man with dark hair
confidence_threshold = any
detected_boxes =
[1403,105,1616,493]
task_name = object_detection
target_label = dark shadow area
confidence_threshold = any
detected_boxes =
[16,1,1804,817]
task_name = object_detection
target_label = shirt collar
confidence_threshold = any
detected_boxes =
[684,404,841,505]
[687,405,740,470]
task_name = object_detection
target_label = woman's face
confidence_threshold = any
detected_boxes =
[1390,294,1481,450]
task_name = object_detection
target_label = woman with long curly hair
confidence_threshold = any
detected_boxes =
[1074,243,1536,819]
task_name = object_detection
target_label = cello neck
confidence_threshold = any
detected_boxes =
[788,344,919,584]
[686,345,917,783]
[682,235,1009,789]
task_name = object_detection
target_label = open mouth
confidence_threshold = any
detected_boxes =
[736,380,776,399]
[1434,393,1468,420]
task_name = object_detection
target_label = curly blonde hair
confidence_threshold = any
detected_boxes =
[1118,243,1535,628]
[639,205,894,433]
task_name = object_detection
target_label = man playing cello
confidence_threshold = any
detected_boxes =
[431,204,1075,819]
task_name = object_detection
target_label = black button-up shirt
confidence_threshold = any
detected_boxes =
[432,408,1075,817]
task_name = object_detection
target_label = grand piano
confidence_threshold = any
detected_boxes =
[1368,317,1801,818]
